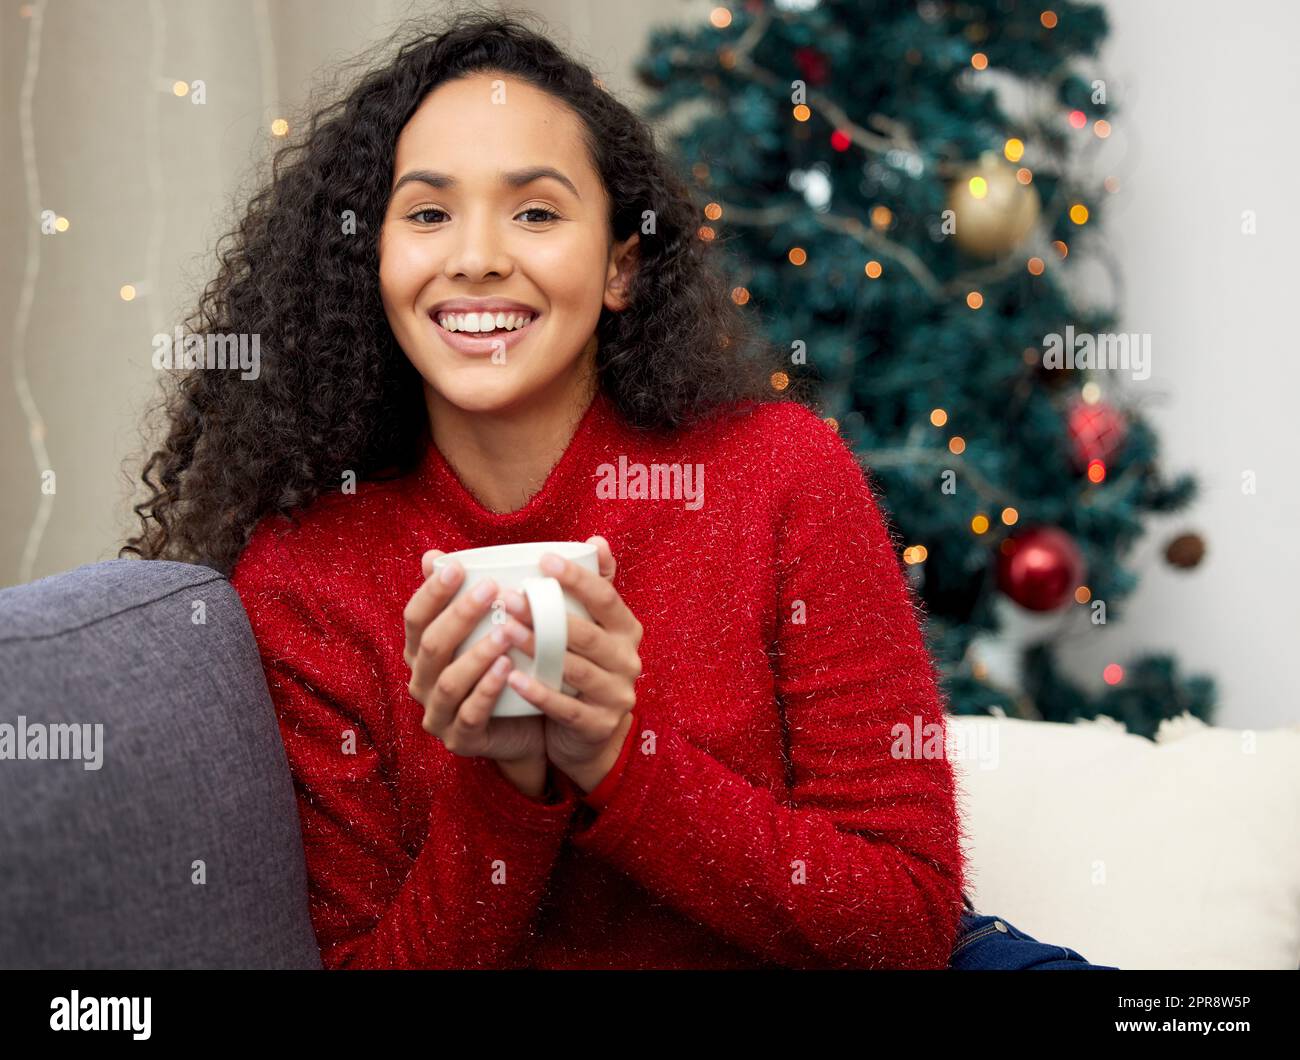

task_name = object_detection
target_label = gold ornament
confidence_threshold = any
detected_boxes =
[947,153,1041,258]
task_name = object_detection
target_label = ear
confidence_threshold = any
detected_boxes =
[603,232,640,312]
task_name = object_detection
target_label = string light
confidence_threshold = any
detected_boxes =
[770,371,789,391]
[971,52,989,70]
[1069,203,1090,224]
[870,204,893,229]
[1016,167,1033,184]
[119,284,137,301]
[1003,137,1024,162]
[1074,586,1092,604]
[1094,119,1111,138]
[1001,507,1019,525]
[903,545,929,564]
[1027,256,1045,275]
[1087,459,1107,483]
[830,129,851,151]
[704,202,722,220]
[1081,381,1101,402]
[787,247,807,265]
[949,436,966,454]
[709,7,732,29]
[930,408,948,427]
[1068,110,1087,129]
[968,176,989,199]
[792,104,811,122]
[730,286,750,305]
[864,260,883,278]
[970,514,990,534]
[697,225,716,241]
[966,291,984,309]
[1052,239,1069,258]
[1103,664,1124,686]
[1040,10,1058,29]
[14,0,53,585]
[171,80,188,97]
[270,117,289,136]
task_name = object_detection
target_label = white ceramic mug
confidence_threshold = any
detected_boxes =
[431,540,600,717]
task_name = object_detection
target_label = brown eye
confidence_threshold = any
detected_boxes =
[407,207,447,224]
[518,207,560,224]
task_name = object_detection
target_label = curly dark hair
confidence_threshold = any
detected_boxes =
[120,6,812,576]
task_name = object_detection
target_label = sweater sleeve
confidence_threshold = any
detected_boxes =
[564,413,968,969]
[229,523,581,969]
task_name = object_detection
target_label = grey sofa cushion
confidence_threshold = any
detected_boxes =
[0,559,322,969]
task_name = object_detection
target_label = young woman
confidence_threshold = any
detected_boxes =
[122,11,1112,971]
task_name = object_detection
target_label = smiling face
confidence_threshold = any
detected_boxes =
[379,71,638,418]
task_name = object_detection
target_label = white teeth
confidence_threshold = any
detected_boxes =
[436,310,536,333]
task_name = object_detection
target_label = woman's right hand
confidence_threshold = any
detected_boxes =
[404,549,546,768]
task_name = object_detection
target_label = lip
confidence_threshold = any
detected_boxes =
[429,309,542,357]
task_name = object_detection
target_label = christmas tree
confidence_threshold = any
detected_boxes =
[635,0,1215,736]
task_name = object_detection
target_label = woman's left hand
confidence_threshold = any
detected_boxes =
[498,535,642,791]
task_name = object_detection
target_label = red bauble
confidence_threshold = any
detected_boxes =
[996,526,1085,612]
[793,46,830,86]
[1067,397,1127,469]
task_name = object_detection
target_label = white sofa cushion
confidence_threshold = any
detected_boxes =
[948,713,1300,969]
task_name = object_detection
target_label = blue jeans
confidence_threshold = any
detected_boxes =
[950,894,1119,970]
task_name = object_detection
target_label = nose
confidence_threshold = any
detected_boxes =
[442,204,513,282]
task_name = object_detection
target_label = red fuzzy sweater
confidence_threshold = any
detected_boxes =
[229,389,968,969]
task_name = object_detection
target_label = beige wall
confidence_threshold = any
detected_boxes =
[0,0,666,586]
[1059,0,1300,727]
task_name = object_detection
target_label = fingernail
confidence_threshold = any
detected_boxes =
[439,562,460,585]
[540,553,563,574]
[491,627,509,647]
[502,620,528,645]
[504,588,525,611]
[472,579,496,604]
[492,655,511,676]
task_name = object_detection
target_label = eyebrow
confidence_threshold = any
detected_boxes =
[391,166,581,200]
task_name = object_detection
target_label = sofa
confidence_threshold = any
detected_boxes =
[0,559,321,968]
[949,711,1300,969]
[2,558,1297,969]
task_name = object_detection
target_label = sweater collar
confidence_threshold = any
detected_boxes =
[412,387,617,536]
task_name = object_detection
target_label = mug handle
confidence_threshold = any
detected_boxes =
[520,576,567,695]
